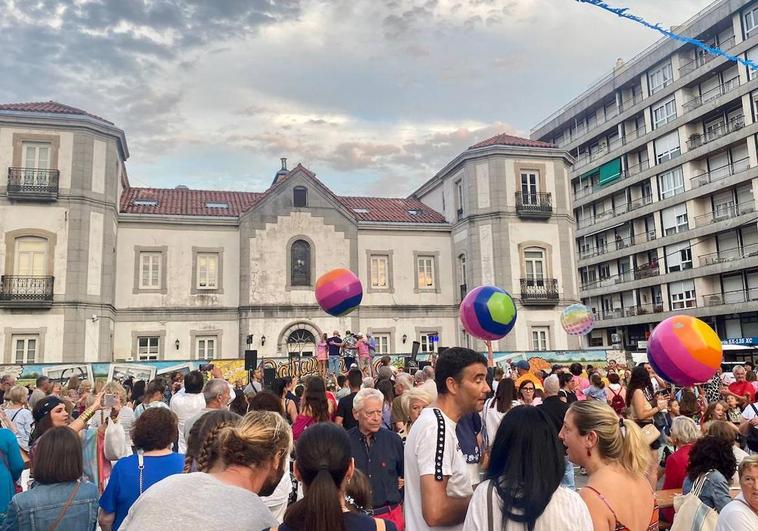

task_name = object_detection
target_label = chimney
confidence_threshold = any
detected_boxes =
[280,157,287,170]
[272,156,290,186]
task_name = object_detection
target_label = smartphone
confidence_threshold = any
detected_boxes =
[199,363,214,372]
[103,394,118,408]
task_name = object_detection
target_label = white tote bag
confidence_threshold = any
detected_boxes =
[670,471,718,531]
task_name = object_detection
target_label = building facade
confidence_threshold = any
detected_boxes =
[0,102,578,364]
[532,0,758,350]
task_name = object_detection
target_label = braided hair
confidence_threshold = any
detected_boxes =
[183,410,240,473]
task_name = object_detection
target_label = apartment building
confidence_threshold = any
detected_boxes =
[531,0,758,350]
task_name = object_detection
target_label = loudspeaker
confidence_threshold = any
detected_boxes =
[263,367,277,387]
[418,361,432,370]
[244,350,258,371]
[411,341,420,359]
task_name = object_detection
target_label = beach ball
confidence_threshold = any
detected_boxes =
[560,304,594,335]
[315,268,363,317]
[647,315,723,386]
[459,286,517,341]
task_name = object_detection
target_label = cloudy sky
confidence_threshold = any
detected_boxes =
[0,0,713,196]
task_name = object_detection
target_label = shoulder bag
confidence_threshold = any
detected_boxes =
[670,471,718,531]
[48,481,80,531]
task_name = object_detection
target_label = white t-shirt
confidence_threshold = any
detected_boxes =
[260,454,293,509]
[463,481,592,531]
[404,407,473,531]
[716,493,758,531]
[170,391,206,453]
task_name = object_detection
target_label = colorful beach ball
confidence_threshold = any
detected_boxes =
[647,315,723,386]
[315,268,363,317]
[560,304,594,336]
[459,286,517,341]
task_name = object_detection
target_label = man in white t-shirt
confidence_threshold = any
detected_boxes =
[170,370,206,453]
[739,399,758,454]
[404,347,490,531]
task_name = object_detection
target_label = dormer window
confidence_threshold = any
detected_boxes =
[352,208,369,214]
[133,199,159,207]
[205,201,229,209]
[293,186,307,207]
[408,209,422,216]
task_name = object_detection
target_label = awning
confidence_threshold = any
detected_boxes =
[599,158,622,185]
[578,167,600,180]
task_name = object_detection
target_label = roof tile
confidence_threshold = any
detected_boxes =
[468,132,555,150]
[0,101,114,125]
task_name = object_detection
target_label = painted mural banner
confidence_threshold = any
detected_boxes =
[0,350,617,386]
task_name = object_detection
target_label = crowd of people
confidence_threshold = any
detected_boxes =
[0,350,756,530]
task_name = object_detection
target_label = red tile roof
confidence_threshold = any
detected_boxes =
[121,186,447,224]
[468,132,555,150]
[0,101,114,125]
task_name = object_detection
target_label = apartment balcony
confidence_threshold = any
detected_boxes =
[690,157,750,188]
[577,195,653,229]
[579,229,657,260]
[701,288,758,307]
[593,303,665,322]
[694,201,755,228]
[0,276,54,308]
[679,36,736,76]
[6,168,60,201]
[686,116,745,150]
[698,243,758,267]
[634,261,660,280]
[682,75,740,113]
[520,278,559,305]
[515,192,552,219]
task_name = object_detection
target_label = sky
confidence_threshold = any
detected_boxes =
[0,0,715,197]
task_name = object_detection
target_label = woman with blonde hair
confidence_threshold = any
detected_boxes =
[398,387,432,440]
[122,411,291,529]
[88,381,136,451]
[2,385,34,452]
[560,400,659,531]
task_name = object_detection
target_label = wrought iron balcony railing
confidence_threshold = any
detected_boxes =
[520,278,559,305]
[7,167,60,200]
[515,192,552,218]
[0,275,54,307]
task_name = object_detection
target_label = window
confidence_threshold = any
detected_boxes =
[666,241,693,272]
[205,202,229,209]
[661,203,688,236]
[458,254,467,299]
[369,255,389,289]
[14,237,47,276]
[13,335,37,364]
[138,336,160,360]
[293,186,307,207]
[524,248,545,283]
[654,131,681,163]
[652,96,677,128]
[139,252,162,289]
[196,336,216,359]
[521,171,539,204]
[531,327,550,351]
[416,255,436,289]
[670,280,696,309]
[196,253,218,289]
[132,199,159,207]
[648,62,673,94]
[745,6,758,39]
[419,332,439,353]
[290,239,311,286]
[747,46,758,80]
[455,179,464,218]
[658,167,684,199]
[373,333,390,355]
[22,142,50,170]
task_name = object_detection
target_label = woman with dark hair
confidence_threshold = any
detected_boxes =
[98,408,184,530]
[481,378,518,456]
[569,363,589,400]
[557,372,578,404]
[272,378,298,424]
[701,400,727,429]
[272,422,397,531]
[130,380,146,407]
[682,435,736,512]
[626,365,667,486]
[292,377,332,441]
[375,379,394,430]
[518,380,541,406]
[678,387,699,420]
[3,427,99,529]
[463,406,591,530]
[229,389,249,417]
[133,379,169,420]
[184,409,241,473]
[585,373,607,402]
[28,393,104,450]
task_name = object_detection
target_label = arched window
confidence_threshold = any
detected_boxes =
[290,239,311,286]
[287,328,316,356]
[293,186,307,207]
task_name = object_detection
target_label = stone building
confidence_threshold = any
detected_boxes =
[0,101,578,363]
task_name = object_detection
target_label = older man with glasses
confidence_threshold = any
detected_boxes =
[724,365,755,408]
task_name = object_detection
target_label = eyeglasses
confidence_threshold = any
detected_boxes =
[523,388,535,392]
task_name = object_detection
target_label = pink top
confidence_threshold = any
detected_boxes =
[357,339,370,357]
[316,341,327,355]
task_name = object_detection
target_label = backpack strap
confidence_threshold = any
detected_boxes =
[432,408,446,481]
[374,517,386,531]
[487,480,495,531]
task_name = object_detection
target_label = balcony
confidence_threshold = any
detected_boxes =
[701,288,758,307]
[690,157,750,188]
[698,243,758,266]
[6,168,60,201]
[634,261,660,280]
[594,303,665,322]
[682,75,740,113]
[694,201,755,227]
[686,116,745,150]
[679,36,736,76]
[0,276,54,307]
[579,229,656,260]
[520,278,559,305]
[515,192,552,219]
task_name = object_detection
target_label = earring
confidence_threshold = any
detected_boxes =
[586,448,591,457]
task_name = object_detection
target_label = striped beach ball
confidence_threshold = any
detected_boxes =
[647,315,723,386]
[459,285,517,341]
[561,303,595,336]
[315,268,363,317]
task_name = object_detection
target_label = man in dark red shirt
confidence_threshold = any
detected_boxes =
[724,365,755,407]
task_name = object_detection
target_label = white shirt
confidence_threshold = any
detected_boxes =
[716,493,758,531]
[463,482,593,531]
[404,407,473,531]
[170,391,206,453]
[260,454,293,509]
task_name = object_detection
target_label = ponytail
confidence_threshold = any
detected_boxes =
[619,418,650,477]
[285,466,345,531]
